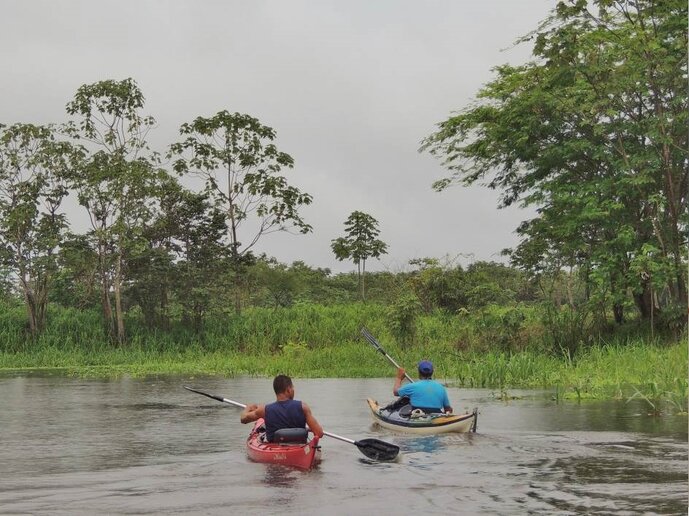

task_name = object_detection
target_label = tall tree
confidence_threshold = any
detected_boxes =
[128,177,229,331]
[0,123,80,335]
[169,111,313,314]
[52,233,100,309]
[331,211,388,301]
[65,78,165,343]
[422,0,687,325]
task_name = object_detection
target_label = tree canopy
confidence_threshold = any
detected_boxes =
[331,211,388,300]
[422,0,687,325]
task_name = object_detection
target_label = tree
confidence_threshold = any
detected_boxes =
[169,111,313,314]
[155,179,229,331]
[65,78,165,343]
[331,211,388,301]
[246,256,298,308]
[422,0,687,327]
[52,233,100,309]
[0,123,80,336]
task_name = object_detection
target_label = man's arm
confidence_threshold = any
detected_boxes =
[442,388,452,414]
[393,367,406,396]
[240,403,265,424]
[302,402,324,438]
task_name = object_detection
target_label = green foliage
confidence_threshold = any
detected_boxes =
[474,304,528,352]
[422,0,688,328]
[128,179,230,331]
[407,257,467,312]
[52,234,100,309]
[657,303,687,338]
[169,111,312,314]
[0,123,80,336]
[540,304,594,358]
[406,258,536,313]
[169,111,312,253]
[331,211,388,301]
[1,70,683,355]
[331,211,388,264]
[0,301,685,407]
[65,78,164,343]
[386,292,422,346]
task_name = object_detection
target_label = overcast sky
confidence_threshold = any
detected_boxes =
[1,1,553,273]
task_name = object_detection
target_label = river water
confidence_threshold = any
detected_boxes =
[0,375,686,515]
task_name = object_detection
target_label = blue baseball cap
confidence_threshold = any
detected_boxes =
[418,360,433,375]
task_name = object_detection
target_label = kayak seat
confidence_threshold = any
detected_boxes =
[272,428,309,444]
[384,396,411,412]
[398,404,413,417]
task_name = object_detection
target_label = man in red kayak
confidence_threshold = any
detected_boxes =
[240,374,324,442]
[393,360,453,414]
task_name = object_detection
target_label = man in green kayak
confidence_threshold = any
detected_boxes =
[240,374,324,441]
[393,360,453,414]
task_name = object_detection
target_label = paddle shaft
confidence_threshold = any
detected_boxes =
[184,387,370,446]
[360,328,414,383]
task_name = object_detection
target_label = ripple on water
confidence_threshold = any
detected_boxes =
[1,376,686,515]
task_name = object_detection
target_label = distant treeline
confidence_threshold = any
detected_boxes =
[0,254,684,355]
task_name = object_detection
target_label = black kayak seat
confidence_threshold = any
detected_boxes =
[271,428,309,444]
[398,404,412,417]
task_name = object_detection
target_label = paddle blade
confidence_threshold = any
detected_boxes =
[355,438,400,461]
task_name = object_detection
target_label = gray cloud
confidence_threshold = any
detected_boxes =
[0,0,552,272]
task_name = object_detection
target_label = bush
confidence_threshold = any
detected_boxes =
[386,293,422,346]
[541,304,594,358]
[474,304,528,351]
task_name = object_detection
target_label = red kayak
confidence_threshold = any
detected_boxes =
[246,418,321,470]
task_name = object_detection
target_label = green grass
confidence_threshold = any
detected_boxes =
[0,301,686,411]
[1,339,686,408]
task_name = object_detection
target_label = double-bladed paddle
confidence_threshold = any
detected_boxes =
[361,327,414,382]
[360,327,479,433]
[183,386,399,462]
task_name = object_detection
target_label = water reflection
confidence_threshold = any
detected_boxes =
[401,435,444,454]
[262,464,303,488]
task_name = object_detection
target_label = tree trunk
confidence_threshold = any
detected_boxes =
[672,246,687,307]
[612,302,624,325]
[98,241,115,338]
[233,262,242,315]
[113,250,125,345]
[633,282,655,320]
[160,286,169,330]
[362,259,366,302]
[21,285,38,337]
[227,153,242,315]
[35,276,48,334]
[565,267,575,308]
[18,269,49,336]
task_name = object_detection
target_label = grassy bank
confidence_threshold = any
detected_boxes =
[1,302,686,411]
[1,340,686,410]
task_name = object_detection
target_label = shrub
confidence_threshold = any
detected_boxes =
[386,293,422,346]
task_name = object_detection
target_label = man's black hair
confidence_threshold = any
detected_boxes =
[273,374,293,394]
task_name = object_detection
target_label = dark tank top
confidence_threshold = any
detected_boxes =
[264,399,306,441]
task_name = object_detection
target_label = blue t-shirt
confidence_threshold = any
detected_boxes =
[397,380,450,410]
